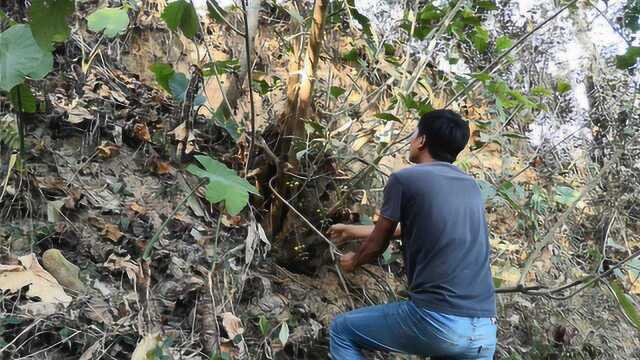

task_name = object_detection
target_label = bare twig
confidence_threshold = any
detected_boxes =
[497,248,640,301]
[241,0,257,175]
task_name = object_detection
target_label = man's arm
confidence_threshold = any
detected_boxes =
[328,222,401,244]
[339,217,398,272]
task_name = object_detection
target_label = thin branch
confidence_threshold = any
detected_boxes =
[497,248,640,301]
[241,0,257,175]
[206,0,246,37]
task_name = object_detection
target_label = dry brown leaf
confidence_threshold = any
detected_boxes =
[102,223,123,242]
[222,214,244,227]
[67,106,92,124]
[96,142,120,159]
[133,123,151,142]
[221,312,245,341]
[129,202,147,215]
[154,161,174,175]
[0,254,71,315]
[492,263,521,287]
[104,254,141,283]
[168,121,188,141]
[352,135,370,151]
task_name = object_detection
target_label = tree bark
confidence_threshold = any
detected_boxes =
[268,0,329,242]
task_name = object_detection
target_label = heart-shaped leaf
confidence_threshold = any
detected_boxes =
[187,155,258,215]
[87,7,130,38]
[161,0,199,39]
[0,24,53,91]
[150,63,175,93]
[29,0,74,50]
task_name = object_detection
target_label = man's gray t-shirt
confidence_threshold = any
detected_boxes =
[381,162,496,318]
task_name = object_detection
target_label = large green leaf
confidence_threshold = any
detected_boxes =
[0,24,53,91]
[554,185,580,206]
[472,26,489,52]
[169,72,189,101]
[495,36,512,53]
[609,280,640,330]
[9,84,37,113]
[186,155,258,215]
[212,109,240,142]
[161,0,199,39]
[616,46,640,70]
[29,0,74,50]
[87,7,130,38]
[150,63,175,93]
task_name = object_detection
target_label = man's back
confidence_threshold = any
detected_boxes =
[381,161,496,317]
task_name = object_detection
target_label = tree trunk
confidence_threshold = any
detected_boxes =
[268,0,328,245]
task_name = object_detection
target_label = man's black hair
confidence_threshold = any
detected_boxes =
[417,109,470,163]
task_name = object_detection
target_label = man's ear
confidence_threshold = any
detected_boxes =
[418,135,427,150]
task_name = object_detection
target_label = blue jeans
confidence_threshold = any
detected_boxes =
[330,301,496,359]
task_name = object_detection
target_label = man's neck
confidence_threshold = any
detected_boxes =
[414,152,435,164]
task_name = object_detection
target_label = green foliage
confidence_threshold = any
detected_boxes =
[29,0,74,50]
[529,185,549,214]
[258,316,271,337]
[345,0,373,38]
[186,155,258,215]
[400,94,433,115]
[472,72,492,82]
[202,60,240,76]
[87,7,130,38]
[161,0,199,39]
[531,86,552,97]
[169,72,189,100]
[151,63,205,104]
[329,86,346,98]
[0,9,14,26]
[497,181,524,210]
[609,280,640,330]
[472,26,490,52]
[206,0,228,23]
[252,79,272,95]
[374,113,401,123]
[556,80,572,93]
[9,84,37,113]
[278,321,289,346]
[212,109,240,142]
[495,36,513,53]
[615,46,640,70]
[0,24,53,92]
[150,63,175,93]
[342,48,360,62]
[474,1,498,10]
[554,185,580,206]
[622,0,640,32]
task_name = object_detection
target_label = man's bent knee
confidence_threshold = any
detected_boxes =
[330,314,347,338]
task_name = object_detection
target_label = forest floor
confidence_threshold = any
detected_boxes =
[2,3,640,359]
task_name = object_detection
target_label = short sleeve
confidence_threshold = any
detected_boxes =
[380,173,403,222]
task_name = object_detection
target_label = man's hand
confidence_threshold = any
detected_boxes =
[328,224,357,245]
[339,251,358,273]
